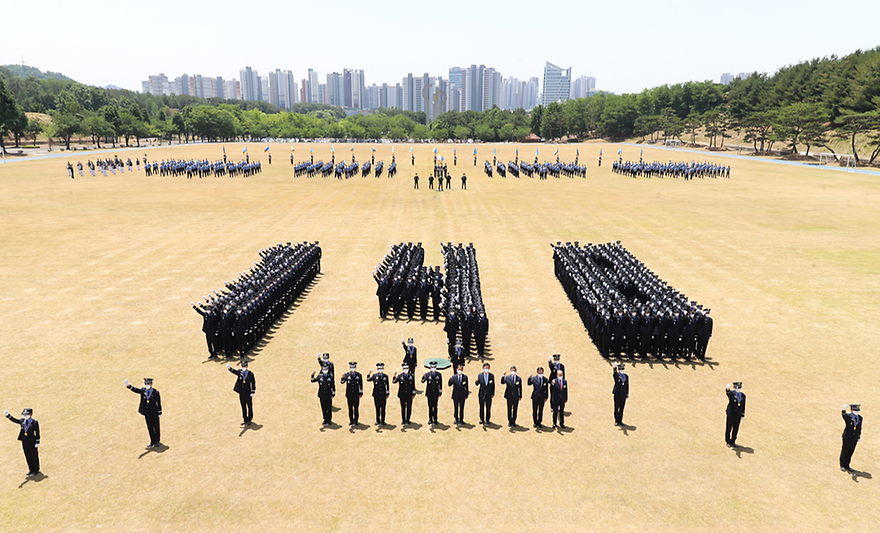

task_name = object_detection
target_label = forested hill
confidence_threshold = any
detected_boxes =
[1,65,76,82]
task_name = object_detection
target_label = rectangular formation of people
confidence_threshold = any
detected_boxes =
[553,241,712,360]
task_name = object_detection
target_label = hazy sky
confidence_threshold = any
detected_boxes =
[2,0,879,95]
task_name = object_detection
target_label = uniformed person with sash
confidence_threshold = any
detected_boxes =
[612,363,629,427]
[725,382,745,447]
[840,403,862,472]
[124,378,162,447]
[4,407,41,476]
[227,360,256,426]
[421,360,443,425]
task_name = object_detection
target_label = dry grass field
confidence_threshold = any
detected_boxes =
[0,142,878,532]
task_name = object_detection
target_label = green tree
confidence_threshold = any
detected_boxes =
[775,102,830,155]
[25,118,43,146]
[530,105,544,136]
[49,111,83,149]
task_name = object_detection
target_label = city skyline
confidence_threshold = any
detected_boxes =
[3,0,878,97]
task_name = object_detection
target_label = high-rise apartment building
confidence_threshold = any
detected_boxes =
[571,75,596,99]
[239,67,261,102]
[541,62,571,105]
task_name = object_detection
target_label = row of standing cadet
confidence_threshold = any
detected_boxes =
[193,242,322,358]
[553,241,712,360]
[612,160,730,179]
[373,242,444,321]
[308,353,570,429]
[4,361,864,477]
[442,243,490,360]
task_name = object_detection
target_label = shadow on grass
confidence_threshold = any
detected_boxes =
[319,422,343,432]
[348,422,370,433]
[400,422,423,432]
[509,424,529,433]
[455,421,475,431]
[375,423,397,432]
[18,472,48,488]
[850,469,872,483]
[622,356,720,371]
[239,422,263,436]
[620,423,636,436]
[138,443,169,459]
[429,422,450,433]
[734,444,754,458]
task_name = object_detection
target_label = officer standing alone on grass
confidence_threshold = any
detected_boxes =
[840,404,862,473]
[4,408,40,476]
[227,361,256,426]
[124,378,162,447]
[613,363,629,427]
[725,382,745,447]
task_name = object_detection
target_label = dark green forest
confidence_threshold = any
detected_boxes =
[2,47,880,163]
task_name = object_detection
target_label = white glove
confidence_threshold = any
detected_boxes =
[124,379,129,386]
[34,443,39,448]
[3,410,8,417]
[843,404,848,410]
[226,364,232,369]
[250,393,254,397]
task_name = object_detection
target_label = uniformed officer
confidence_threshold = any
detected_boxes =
[124,378,162,447]
[550,369,568,429]
[725,382,746,447]
[612,362,629,427]
[840,404,863,472]
[366,363,390,426]
[413,173,419,189]
[4,407,41,476]
[317,353,336,395]
[341,362,364,426]
[402,339,417,378]
[501,366,523,427]
[311,363,335,426]
[421,360,443,425]
[461,174,467,190]
[548,354,565,380]
[449,364,469,425]
[227,360,256,426]
[528,367,550,428]
[393,364,416,425]
[475,362,495,425]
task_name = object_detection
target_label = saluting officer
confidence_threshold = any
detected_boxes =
[840,403,862,473]
[448,364,469,425]
[612,363,629,427]
[550,369,568,429]
[475,362,495,425]
[124,378,162,448]
[548,354,565,379]
[725,382,746,448]
[501,366,523,427]
[311,363,335,426]
[393,364,416,425]
[528,367,550,428]
[421,361,443,425]
[227,360,256,426]
[4,407,41,476]
[402,338,418,378]
[366,363,390,426]
[317,353,336,395]
[341,362,364,426]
